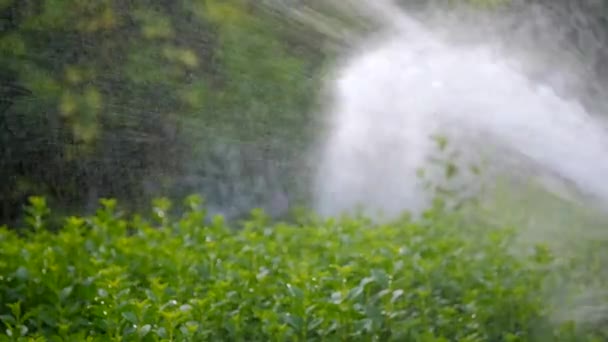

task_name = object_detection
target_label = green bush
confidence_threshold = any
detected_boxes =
[0,196,603,341]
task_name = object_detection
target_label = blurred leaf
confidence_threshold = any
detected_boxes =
[134,9,175,39]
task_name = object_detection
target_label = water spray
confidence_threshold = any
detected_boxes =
[312,0,608,220]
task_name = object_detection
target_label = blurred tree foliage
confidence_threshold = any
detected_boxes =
[0,0,331,225]
[2,0,607,226]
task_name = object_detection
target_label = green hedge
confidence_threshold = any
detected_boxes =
[0,196,604,341]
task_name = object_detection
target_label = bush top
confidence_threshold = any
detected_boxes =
[0,197,603,341]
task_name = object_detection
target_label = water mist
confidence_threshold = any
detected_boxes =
[307,0,608,328]
[312,0,608,220]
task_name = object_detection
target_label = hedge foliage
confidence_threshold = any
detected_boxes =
[0,196,605,341]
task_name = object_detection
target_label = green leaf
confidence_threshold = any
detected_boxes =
[286,284,304,299]
[121,311,138,324]
[281,313,303,331]
[59,286,73,302]
[391,289,404,303]
[138,324,152,337]
[0,315,16,325]
[15,267,28,281]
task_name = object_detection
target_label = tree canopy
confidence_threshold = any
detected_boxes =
[0,0,333,225]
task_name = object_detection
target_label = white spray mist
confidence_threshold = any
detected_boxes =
[312,0,608,220]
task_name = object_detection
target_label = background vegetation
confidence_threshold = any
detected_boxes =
[0,0,333,226]
[2,0,608,225]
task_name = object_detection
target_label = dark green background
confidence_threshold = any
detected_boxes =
[2,0,607,226]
